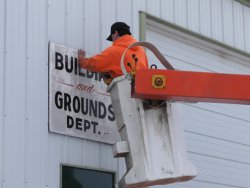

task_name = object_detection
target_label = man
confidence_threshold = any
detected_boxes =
[78,22,148,84]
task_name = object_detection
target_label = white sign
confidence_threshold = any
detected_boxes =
[48,41,120,144]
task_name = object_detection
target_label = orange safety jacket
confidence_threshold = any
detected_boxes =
[79,35,148,78]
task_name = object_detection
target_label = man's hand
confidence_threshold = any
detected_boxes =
[100,73,113,85]
[78,49,86,68]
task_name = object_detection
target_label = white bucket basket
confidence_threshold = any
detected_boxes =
[107,42,197,187]
[107,77,197,188]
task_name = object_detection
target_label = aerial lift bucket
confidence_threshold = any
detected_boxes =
[107,42,197,188]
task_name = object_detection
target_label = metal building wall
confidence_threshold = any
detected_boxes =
[145,20,250,188]
[0,0,250,188]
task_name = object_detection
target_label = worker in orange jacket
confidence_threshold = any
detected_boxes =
[78,22,148,83]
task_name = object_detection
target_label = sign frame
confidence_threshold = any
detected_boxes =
[48,41,120,144]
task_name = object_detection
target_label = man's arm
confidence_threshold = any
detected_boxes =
[78,47,114,73]
[78,49,87,68]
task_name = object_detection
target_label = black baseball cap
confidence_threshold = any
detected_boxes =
[106,22,131,41]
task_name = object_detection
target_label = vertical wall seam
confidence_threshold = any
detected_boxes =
[46,0,49,54]
[23,0,29,186]
[221,0,225,43]
[232,1,236,48]
[64,0,70,164]
[46,0,50,186]
[64,0,69,156]
[242,6,247,51]
[82,0,86,50]
[99,0,102,52]
[68,0,71,46]
[187,0,189,29]
[131,0,134,34]
[186,0,188,29]
[173,0,175,23]
[23,0,28,187]
[1,0,7,186]
[42,0,49,181]
[209,0,213,39]
[159,0,162,18]
[198,0,201,34]
[70,0,73,46]
[115,0,118,21]
[65,0,67,44]
[185,0,187,28]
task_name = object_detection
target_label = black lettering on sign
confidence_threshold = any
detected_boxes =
[87,70,94,79]
[55,52,63,70]
[84,119,91,132]
[54,92,115,121]
[89,100,97,117]
[86,70,101,81]
[65,55,73,73]
[67,115,74,128]
[54,51,81,76]
[98,102,106,119]
[54,51,103,81]
[55,91,63,109]
[64,93,71,111]
[108,105,115,121]
[66,116,99,134]
[81,98,88,115]
[76,118,82,130]
[91,121,98,134]
[73,96,80,113]
[74,58,78,75]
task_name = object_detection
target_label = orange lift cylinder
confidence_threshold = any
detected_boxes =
[132,69,250,105]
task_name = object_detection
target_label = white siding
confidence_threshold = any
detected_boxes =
[199,0,212,38]
[0,0,5,186]
[146,24,250,187]
[146,0,161,17]
[187,0,200,32]
[161,0,175,22]
[233,1,245,50]
[211,0,223,41]
[222,0,234,46]
[174,0,188,27]
[245,6,250,52]
[0,0,250,187]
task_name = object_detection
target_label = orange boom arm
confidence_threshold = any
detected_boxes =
[132,69,250,105]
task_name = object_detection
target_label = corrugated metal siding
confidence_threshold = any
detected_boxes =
[0,0,249,187]
[30,0,48,185]
[245,6,250,52]
[2,0,26,187]
[146,24,250,187]
[0,0,5,184]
